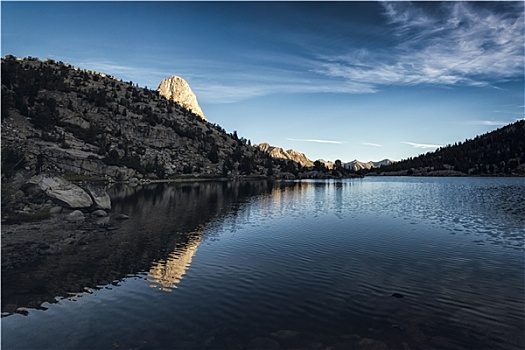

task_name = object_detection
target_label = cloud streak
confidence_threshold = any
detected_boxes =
[287,138,345,145]
[315,2,524,90]
[403,142,442,150]
[471,120,510,127]
[361,142,383,147]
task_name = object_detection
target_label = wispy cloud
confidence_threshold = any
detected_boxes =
[62,58,176,89]
[477,120,510,126]
[361,142,383,147]
[403,142,442,149]
[315,2,524,90]
[287,138,345,145]
[54,2,523,104]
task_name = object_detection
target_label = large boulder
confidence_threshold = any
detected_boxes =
[82,183,111,210]
[26,173,69,191]
[26,174,93,209]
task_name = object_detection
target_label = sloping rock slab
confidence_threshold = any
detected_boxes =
[26,174,93,209]
[45,185,93,209]
[26,173,69,191]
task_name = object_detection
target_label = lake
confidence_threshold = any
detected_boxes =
[2,177,524,350]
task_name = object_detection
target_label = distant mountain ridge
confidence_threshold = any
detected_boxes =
[256,142,397,172]
[344,159,396,171]
[255,143,315,168]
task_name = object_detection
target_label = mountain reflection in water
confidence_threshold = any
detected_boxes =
[148,230,203,292]
[1,178,524,350]
[1,181,281,314]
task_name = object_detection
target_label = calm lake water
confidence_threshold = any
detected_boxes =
[2,177,524,350]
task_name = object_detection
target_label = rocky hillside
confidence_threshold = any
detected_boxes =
[1,55,283,183]
[368,120,525,176]
[1,55,360,188]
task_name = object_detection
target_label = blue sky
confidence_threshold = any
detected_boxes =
[2,1,524,162]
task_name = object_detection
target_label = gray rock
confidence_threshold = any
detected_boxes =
[26,173,69,191]
[114,214,129,220]
[27,174,93,209]
[49,206,63,216]
[82,183,111,210]
[46,185,93,209]
[66,210,85,222]
[62,116,90,130]
[91,209,108,217]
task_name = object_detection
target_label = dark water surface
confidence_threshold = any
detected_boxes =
[2,177,524,349]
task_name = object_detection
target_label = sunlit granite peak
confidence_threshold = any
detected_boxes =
[158,75,206,121]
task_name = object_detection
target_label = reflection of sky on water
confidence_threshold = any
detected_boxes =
[2,178,523,350]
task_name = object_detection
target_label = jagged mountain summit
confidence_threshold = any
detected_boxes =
[256,143,315,168]
[158,75,206,121]
[344,159,395,171]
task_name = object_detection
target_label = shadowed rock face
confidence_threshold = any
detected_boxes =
[158,75,206,121]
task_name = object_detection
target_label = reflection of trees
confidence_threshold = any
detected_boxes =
[147,229,203,292]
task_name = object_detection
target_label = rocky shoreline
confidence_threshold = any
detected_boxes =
[1,172,125,272]
[1,209,128,272]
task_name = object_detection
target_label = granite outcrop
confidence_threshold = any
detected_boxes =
[158,75,206,121]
